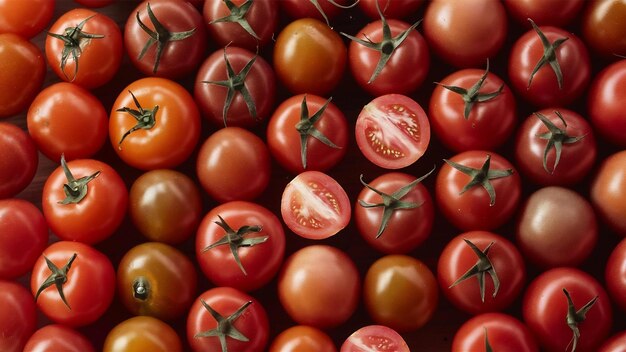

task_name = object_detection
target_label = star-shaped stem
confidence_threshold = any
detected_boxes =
[435,60,504,119]
[563,288,599,352]
[47,15,104,82]
[308,0,360,27]
[58,154,100,205]
[116,90,158,149]
[203,46,258,126]
[358,166,435,238]
[136,2,196,74]
[449,239,500,303]
[527,18,569,89]
[210,0,259,40]
[484,328,493,352]
[295,95,341,169]
[194,299,252,352]
[443,154,514,206]
[202,215,268,275]
[535,111,586,174]
[34,253,78,309]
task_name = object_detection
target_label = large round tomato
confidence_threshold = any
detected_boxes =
[587,59,626,147]
[358,0,424,19]
[24,325,95,352]
[341,325,409,352]
[591,150,626,237]
[270,325,337,352]
[0,281,36,352]
[355,94,430,169]
[0,122,37,198]
[0,0,54,38]
[103,316,182,352]
[582,0,626,58]
[606,237,626,312]
[452,313,539,352]
[504,0,583,27]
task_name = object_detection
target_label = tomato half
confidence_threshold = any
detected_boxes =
[24,325,95,352]
[0,281,36,352]
[270,325,337,352]
[103,316,182,352]
[340,325,409,352]
[591,150,626,237]
[452,313,539,352]
[0,122,38,198]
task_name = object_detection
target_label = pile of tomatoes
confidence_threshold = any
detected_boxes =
[1,0,626,351]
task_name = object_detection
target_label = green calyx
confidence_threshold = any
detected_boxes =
[449,239,500,303]
[116,90,158,148]
[136,2,196,74]
[210,0,259,40]
[527,18,569,89]
[308,0,360,27]
[58,154,100,205]
[484,328,493,352]
[34,253,78,309]
[47,15,104,82]
[194,299,252,352]
[563,288,598,352]
[202,215,268,275]
[295,95,341,169]
[535,111,586,174]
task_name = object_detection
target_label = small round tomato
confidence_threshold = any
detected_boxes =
[591,150,626,237]
[358,0,424,19]
[582,0,626,58]
[363,255,438,332]
[24,325,95,352]
[504,0,583,27]
[278,245,360,328]
[196,127,271,203]
[280,171,350,239]
[452,313,539,352]
[0,281,36,352]
[270,325,337,352]
[0,0,55,38]
[599,331,626,352]
[341,325,409,352]
[606,238,626,312]
[103,316,182,352]
[587,59,626,147]
[0,122,38,198]
[355,94,430,169]
[274,18,347,95]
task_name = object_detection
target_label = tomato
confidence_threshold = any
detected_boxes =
[0,0,55,38]
[267,94,349,174]
[203,0,277,49]
[109,77,201,170]
[423,0,507,68]
[280,171,350,239]
[340,325,409,352]
[0,281,36,352]
[522,267,612,352]
[194,46,275,128]
[270,325,337,352]
[196,201,285,292]
[435,151,521,231]
[452,313,539,352]
[42,157,128,244]
[508,20,591,108]
[0,34,45,118]
[504,0,584,27]
[103,316,182,352]
[363,254,438,332]
[582,0,626,58]
[125,0,207,78]
[599,331,626,352]
[74,0,115,7]
[590,150,626,237]
[117,242,197,321]
[514,109,596,186]
[27,82,108,162]
[274,18,347,95]
[281,0,355,24]
[187,287,269,352]
[129,169,202,244]
[355,94,430,169]
[0,122,37,198]
[30,241,116,327]
[606,238,626,312]
[24,324,95,352]
[46,8,123,89]
[587,59,626,147]
[354,171,434,254]
[278,245,360,328]
[358,0,424,20]
[0,199,47,279]
[196,127,271,202]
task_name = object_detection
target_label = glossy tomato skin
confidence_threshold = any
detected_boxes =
[522,268,612,352]
[582,0,626,58]
[30,241,116,327]
[274,18,347,95]
[504,0,583,27]
[46,8,122,89]
[196,201,285,292]
[340,325,409,352]
[42,158,128,244]
[438,231,526,314]
[267,94,349,174]
[0,199,47,279]
[514,108,596,186]
[355,172,434,254]
[0,34,45,118]
[0,0,54,38]
[281,0,349,22]
[27,82,108,162]
[452,313,539,352]
[591,150,626,237]
[599,331,626,352]
[355,94,430,169]
[110,77,201,170]
[196,127,271,203]
[278,245,360,329]
[587,59,626,147]
[347,18,429,96]
[429,68,516,152]
[194,46,276,128]
[358,0,424,19]
[103,316,182,352]
[270,325,337,352]
[0,122,37,198]
[606,238,626,311]
[0,281,37,352]
[24,324,95,352]
[423,0,507,68]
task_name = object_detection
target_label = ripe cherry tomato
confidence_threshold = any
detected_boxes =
[103,316,182,352]
[582,0,626,58]
[0,0,55,38]
[282,0,354,23]
[587,59,626,147]
[24,324,95,352]
[452,313,539,352]
[340,325,409,352]
[0,281,36,352]
[270,325,337,352]
[591,150,626,237]
[606,238,626,312]
[599,331,626,352]
[504,0,583,27]
[358,0,424,20]
[355,94,430,169]
[0,122,38,198]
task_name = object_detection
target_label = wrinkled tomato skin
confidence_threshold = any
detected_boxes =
[24,325,95,352]
[103,316,182,352]
[0,281,37,352]
[599,331,626,352]
[270,325,337,352]
[606,238,626,312]
[587,59,626,147]
[0,0,55,38]
[0,122,38,198]
[504,0,583,27]
[340,325,409,352]
[452,313,539,352]
[358,0,424,19]
[591,150,626,237]
[582,0,626,58]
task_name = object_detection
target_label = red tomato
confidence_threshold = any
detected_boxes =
[74,0,115,7]
[591,150,626,237]
[0,122,38,198]
[340,325,409,352]
[196,201,285,292]
[358,0,424,19]
[281,0,354,23]
[599,331,626,352]
[280,171,350,239]
[606,238,626,312]
[46,8,122,89]
[109,77,201,170]
[452,313,539,352]
[582,0,626,58]
[435,151,521,231]
[267,94,349,174]
[196,127,271,202]
[278,245,360,328]
[587,59,626,147]
[0,281,36,352]
[24,324,95,352]
[103,316,182,352]
[30,241,116,327]
[355,94,430,169]
[0,199,47,279]
[523,268,612,352]
[42,157,128,244]
[187,287,269,352]
[0,0,55,38]
[504,0,584,27]
[270,325,337,352]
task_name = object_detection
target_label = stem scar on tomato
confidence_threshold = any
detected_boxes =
[527,18,569,89]
[449,239,500,303]
[563,288,599,352]
[34,253,77,309]
[209,0,259,40]
[535,110,586,174]
[295,95,341,169]
[116,90,158,148]
[58,154,100,205]
[194,299,252,352]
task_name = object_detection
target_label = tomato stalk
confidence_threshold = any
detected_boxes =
[535,111,586,174]
[563,288,599,352]
[484,328,493,352]
[116,90,158,148]
[449,239,500,303]
[58,154,100,205]
[308,0,360,27]
[527,18,569,89]
[295,95,341,169]
[132,276,150,301]
[194,299,252,352]
[209,0,259,40]
[34,253,77,309]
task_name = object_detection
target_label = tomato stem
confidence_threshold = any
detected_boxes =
[535,111,586,174]
[308,0,360,28]
[295,95,341,169]
[444,154,513,206]
[449,239,500,303]
[132,276,150,301]
[194,299,252,352]
[209,0,259,40]
[34,253,78,310]
[116,90,159,148]
[527,18,569,89]
[58,154,100,205]
[563,288,598,352]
